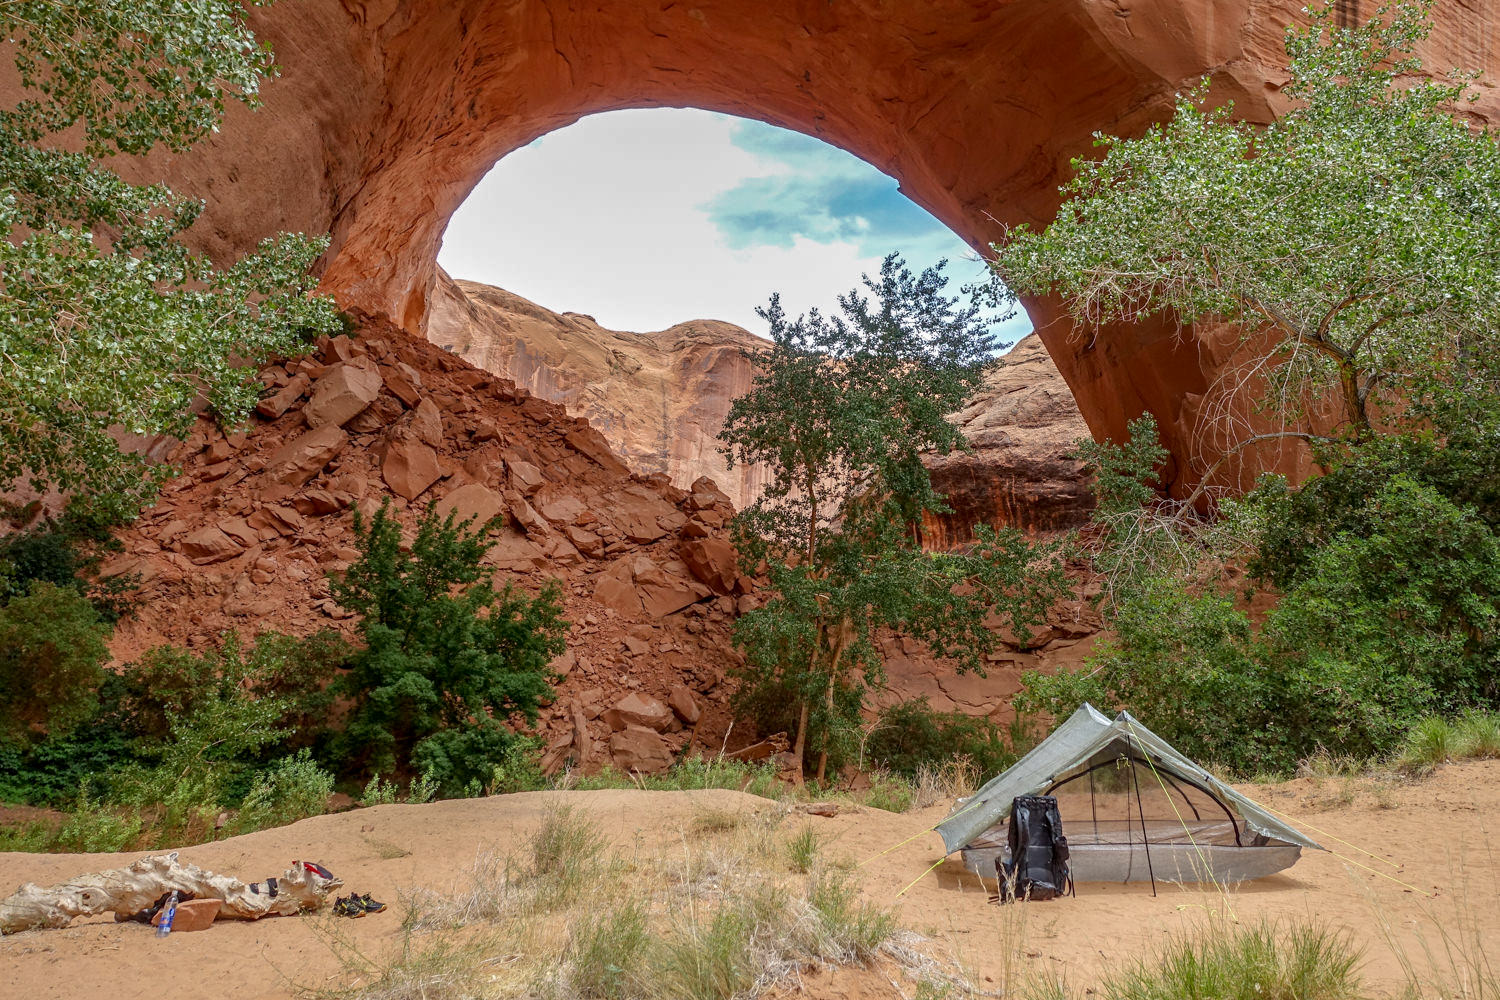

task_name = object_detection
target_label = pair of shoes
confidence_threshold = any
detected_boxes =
[332,892,387,917]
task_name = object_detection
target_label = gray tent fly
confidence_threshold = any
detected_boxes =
[934,704,1322,890]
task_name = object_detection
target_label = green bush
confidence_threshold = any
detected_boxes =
[865,697,1020,781]
[0,705,132,806]
[1263,477,1500,723]
[1017,577,1282,771]
[332,500,567,794]
[0,520,138,622]
[121,629,347,747]
[483,736,547,795]
[111,685,286,842]
[52,788,143,853]
[229,749,334,835]
[0,581,111,744]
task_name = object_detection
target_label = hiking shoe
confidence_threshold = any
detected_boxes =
[333,895,365,918]
[358,893,386,914]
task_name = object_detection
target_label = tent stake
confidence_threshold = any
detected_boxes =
[1130,760,1158,897]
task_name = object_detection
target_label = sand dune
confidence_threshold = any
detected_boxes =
[2,763,1497,999]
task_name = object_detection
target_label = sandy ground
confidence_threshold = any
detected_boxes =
[2,762,1497,999]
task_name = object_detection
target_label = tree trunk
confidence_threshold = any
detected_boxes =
[1338,357,1372,438]
[813,618,852,785]
[791,700,810,786]
[1,852,343,934]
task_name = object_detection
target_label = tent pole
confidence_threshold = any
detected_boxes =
[1089,768,1099,844]
[1131,761,1158,897]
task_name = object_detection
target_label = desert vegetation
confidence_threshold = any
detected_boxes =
[0,503,567,851]
[310,802,901,1000]
[3,2,1500,998]
[995,0,1500,778]
[720,253,1069,782]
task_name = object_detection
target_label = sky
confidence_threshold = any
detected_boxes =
[438,108,1032,346]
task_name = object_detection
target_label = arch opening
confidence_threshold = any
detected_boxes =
[436,107,1027,341]
[141,0,1496,489]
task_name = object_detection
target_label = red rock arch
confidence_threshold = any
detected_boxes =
[115,1,1500,489]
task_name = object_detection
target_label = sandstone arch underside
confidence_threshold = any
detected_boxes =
[143,0,1499,491]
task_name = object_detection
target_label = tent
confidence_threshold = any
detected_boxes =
[934,704,1321,885]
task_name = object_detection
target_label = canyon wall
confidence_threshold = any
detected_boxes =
[429,274,1093,535]
[8,1,1494,493]
[428,272,770,509]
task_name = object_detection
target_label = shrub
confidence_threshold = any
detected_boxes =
[360,774,399,807]
[654,904,756,1000]
[0,520,139,622]
[484,736,547,795]
[803,869,895,962]
[230,750,334,835]
[332,500,567,793]
[786,826,821,874]
[529,805,606,885]
[121,629,347,747]
[1017,577,1281,771]
[0,675,132,806]
[865,697,1020,781]
[111,686,286,842]
[52,789,143,853]
[1263,477,1500,726]
[0,581,111,743]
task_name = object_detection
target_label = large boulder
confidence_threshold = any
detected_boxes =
[177,526,242,563]
[303,363,383,428]
[266,424,348,486]
[600,692,676,733]
[680,537,737,595]
[434,482,506,528]
[381,433,442,500]
[608,725,675,774]
[592,553,710,618]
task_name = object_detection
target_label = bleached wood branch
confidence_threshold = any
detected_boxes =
[1,852,342,934]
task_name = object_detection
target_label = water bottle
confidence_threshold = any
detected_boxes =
[155,890,179,938]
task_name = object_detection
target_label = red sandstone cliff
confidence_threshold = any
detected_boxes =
[430,273,1093,535]
[7,0,1490,495]
[428,271,770,509]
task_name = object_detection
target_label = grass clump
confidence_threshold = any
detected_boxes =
[564,900,651,999]
[1035,919,1362,1000]
[229,749,334,836]
[1455,711,1500,759]
[557,755,780,798]
[786,825,821,873]
[1398,716,1462,772]
[862,771,916,813]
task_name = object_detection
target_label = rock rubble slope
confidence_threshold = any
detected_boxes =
[99,328,1102,770]
[103,328,754,775]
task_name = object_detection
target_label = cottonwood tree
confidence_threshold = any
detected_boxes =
[721,255,1067,782]
[991,0,1500,468]
[0,0,339,523]
[332,501,568,795]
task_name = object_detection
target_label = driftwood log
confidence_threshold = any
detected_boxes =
[1,852,342,934]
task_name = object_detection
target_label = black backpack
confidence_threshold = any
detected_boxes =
[996,794,1074,902]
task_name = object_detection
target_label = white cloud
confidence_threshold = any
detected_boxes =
[438,108,1033,346]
